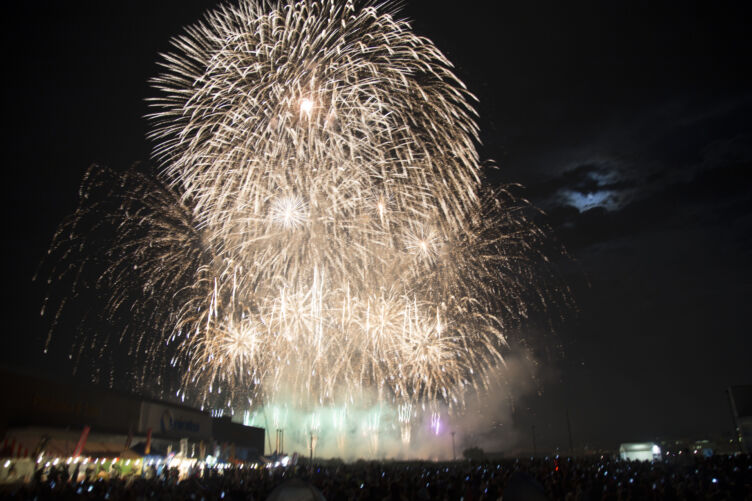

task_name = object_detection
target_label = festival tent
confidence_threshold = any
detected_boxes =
[619,442,661,461]
[2,427,141,459]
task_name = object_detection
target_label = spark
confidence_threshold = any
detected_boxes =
[431,411,441,436]
[270,196,308,229]
[299,98,314,117]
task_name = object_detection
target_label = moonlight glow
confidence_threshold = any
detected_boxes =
[42,0,566,456]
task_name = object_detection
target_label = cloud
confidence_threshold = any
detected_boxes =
[524,95,752,224]
[536,163,638,212]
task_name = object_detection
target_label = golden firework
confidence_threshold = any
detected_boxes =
[43,0,566,431]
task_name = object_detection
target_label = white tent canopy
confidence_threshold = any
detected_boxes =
[619,442,661,461]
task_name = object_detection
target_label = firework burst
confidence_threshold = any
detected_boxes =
[42,0,568,449]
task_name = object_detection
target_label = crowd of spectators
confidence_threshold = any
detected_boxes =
[1,453,750,500]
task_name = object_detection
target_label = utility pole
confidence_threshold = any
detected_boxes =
[727,388,746,453]
[451,431,456,461]
[566,406,574,456]
[309,431,314,465]
[275,429,284,455]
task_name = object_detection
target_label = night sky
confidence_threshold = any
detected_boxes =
[3,1,751,453]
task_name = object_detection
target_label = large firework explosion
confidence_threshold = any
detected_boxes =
[42,0,567,457]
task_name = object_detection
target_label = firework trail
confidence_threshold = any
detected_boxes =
[42,0,568,453]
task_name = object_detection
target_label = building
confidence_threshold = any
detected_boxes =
[212,416,265,461]
[0,368,263,461]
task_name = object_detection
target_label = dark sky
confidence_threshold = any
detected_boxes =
[3,1,751,453]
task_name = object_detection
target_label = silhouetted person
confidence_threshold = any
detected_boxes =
[504,471,548,501]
